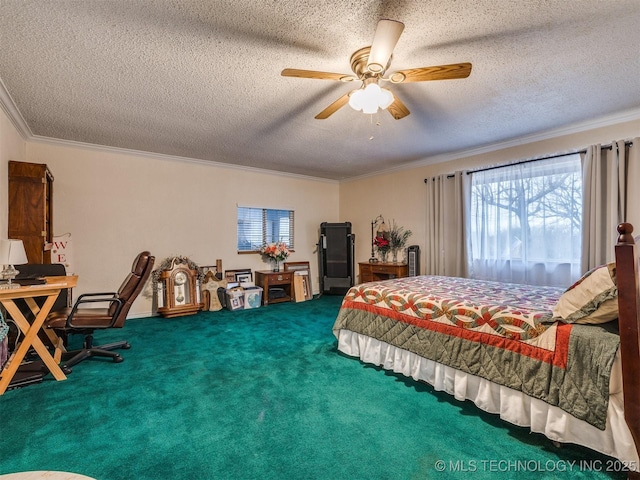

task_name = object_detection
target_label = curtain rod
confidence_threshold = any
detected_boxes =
[424,140,633,182]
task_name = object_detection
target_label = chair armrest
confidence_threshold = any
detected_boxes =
[74,292,118,302]
[66,292,125,329]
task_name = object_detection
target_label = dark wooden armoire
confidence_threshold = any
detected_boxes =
[8,160,54,264]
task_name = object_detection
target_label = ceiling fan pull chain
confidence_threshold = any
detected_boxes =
[369,114,374,140]
[369,113,382,140]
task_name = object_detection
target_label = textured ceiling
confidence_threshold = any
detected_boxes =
[1,0,639,180]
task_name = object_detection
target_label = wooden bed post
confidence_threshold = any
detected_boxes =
[615,223,640,479]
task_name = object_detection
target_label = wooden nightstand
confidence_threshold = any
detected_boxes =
[255,270,294,305]
[358,262,408,284]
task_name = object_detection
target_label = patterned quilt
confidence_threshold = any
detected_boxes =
[332,275,621,430]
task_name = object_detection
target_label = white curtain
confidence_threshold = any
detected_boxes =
[581,139,637,271]
[468,155,582,287]
[424,171,470,277]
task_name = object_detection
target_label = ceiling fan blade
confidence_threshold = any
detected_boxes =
[366,19,405,74]
[315,93,351,119]
[387,94,410,120]
[281,68,356,82]
[389,62,472,83]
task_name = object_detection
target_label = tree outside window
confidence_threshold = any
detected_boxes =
[469,154,582,286]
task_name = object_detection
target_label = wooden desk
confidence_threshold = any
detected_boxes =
[359,262,408,283]
[0,275,77,395]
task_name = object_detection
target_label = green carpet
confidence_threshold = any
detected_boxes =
[0,296,625,479]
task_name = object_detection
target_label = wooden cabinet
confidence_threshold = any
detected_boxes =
[255,270,293,305]
[359,262,408,284]
[8,161,54,264]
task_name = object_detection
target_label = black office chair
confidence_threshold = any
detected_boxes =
[45,251,154,372]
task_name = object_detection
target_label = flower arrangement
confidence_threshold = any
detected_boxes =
[373,220,412,263]
[388,221,412,251]
[373,232,390,256]
[260,242,290,261]
[260,242,290,270]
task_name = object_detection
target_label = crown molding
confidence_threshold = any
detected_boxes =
[0,77,338,184]
[343,107,640,183]
[27,134,339,184]
[0,77,33,139]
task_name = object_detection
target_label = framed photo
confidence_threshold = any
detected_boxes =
[284,261,310,272]
[226,286,245,311]
[229,295,244,310]
[300,273,313,300]
[225,269,251,283]
[293,270,313,302]
[236,272,253,284]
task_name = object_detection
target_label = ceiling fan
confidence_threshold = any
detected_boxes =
[281,19,472,120]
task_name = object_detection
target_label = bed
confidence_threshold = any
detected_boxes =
[332,223,640,475]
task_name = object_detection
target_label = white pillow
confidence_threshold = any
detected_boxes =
[552,263,618,324]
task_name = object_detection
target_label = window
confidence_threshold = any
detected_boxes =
[468,154,582,286]
[237,207,295,252]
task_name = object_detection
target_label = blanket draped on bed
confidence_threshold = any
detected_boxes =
[332,276,620,430]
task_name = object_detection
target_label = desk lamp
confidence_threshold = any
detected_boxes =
[0,239,28,289]
[369,215,388,263]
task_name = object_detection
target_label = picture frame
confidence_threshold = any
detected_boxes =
[225,269,251,283]
[226,286,245,311]
[284,261,310,272]
[291,272,313,302]
[301,274,312,300]
[285,262,312,301]
[229,295,244,310]
[235,272,253,284]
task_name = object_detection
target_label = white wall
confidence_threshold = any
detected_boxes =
[340,118,640,281]
[24,142,339,316]
[5,110,639,315]
[0,107,27,238]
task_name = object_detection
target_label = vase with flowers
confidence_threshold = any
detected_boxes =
[260,242,290,272]
[374,232,390,263]
[388,220,412,263]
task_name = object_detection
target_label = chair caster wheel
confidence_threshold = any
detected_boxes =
[122,343,131,350]
[62,366,72,375]
[113,355,124,363]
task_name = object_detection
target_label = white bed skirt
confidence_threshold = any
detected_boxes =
[336,328,639,470]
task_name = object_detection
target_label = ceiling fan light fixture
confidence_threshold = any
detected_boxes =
[379,87,394,109]
[348,89,363,111]
[362,101,379,115]
[348,83,394,114]
[283,18,470,121]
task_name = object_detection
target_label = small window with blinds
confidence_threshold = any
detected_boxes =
[237,207,295,252]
